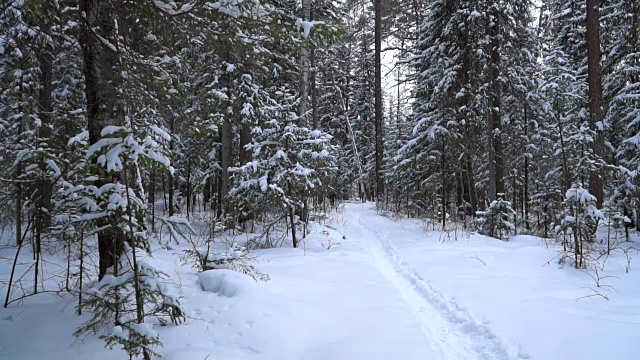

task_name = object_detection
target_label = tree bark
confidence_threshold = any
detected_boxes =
[36,8,53,231]
[586,0,604,208]
[239,121,252,165]
[459,26,476,214]
[488,7,504,201]
[299,0,311,123]
[15,100,23,247]
[167,119,175,216]
[150,166,156,232]
[310,6,318,131]
[186,161,191,218]
[374,0,384,201]
[79,0,125,280]
[524,101,530,230]
[221,116,233,215]
[311,45,318,129]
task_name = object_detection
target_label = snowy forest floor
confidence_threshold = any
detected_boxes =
[1,202,639,360]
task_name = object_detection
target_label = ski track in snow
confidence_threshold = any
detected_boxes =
[347,204,529,360]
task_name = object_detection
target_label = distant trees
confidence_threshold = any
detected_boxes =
[392,0,537,225]
[603,0,640,232]
[385,0,640,262]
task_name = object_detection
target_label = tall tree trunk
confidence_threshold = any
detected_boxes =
[557,105,571,192]
[523,101,530,230]
[488,7,504,201]
[287,180,299,248]
[586,0,604,208]
[238,122,252,224]
[168,120,175,216]
[310,4,318,130]
[15,97,23,247]
[311,44,318,129]
[150,166,156,232]
[36,9,53,231]
[216,172,223,219]
[185,161,191,219]
[15,178,22,247]
[79,0,125,280]
[441,141,446,228]
[299,0,311,123]
[460,28,476,214]
[374,0,384,201]
[221,116,233,215]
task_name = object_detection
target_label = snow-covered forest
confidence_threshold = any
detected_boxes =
[1,0,639,359]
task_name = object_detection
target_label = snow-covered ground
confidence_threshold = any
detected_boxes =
[1,202,639,359]
[346,204,640,360]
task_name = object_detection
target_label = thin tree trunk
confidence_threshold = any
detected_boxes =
[162,173,168,212]
[288,183,298,248]
[524,101,530,230]
[311,39,318,129]
[460,32,477,214]
[557,105,570,191]
[36,9,53,231]
[168,124,175,217]
[374,0,384,201]
[34,228,41,294]
[65,234,71,291]
[124,168,151,360]
[221,117,233,215]
[4,217,29,307]
[441,142,446,228]
[299,0,311,123]
[216,172,223,219]
[16,81,24,247]
[150,166,156,232]
[186,161,191,219]
[78,228,84,315]
[15,177,22,247]
[488,7,504,200]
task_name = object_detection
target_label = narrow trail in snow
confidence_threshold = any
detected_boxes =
[345,203,529,360]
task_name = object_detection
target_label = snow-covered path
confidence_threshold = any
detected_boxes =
[342,203,525,360]
[211,207,446,360]
[161,202,525,360]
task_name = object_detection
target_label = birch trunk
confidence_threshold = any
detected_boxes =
[299,0,312,123]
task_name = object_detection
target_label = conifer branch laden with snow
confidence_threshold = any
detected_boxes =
[476,196,516,240]
[556,184,605,268]
[72,122,187,358]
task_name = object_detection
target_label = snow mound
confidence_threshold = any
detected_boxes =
[197,269,256,298]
